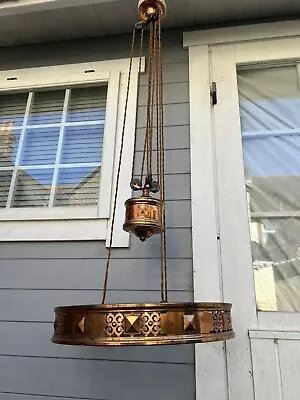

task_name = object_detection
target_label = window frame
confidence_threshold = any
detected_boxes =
[0,58,144,245]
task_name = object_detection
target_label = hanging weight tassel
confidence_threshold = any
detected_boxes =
[123,188,162,242]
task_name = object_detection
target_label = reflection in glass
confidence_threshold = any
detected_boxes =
[28,90,65,125]
[238,65,300,312]
[0,92,28,127]
[0,85,106,209]
[12,169,54,208]
[66,86,107,123]
[20,127,60,166]
[0,170,13,208]
[61,125,104,164]
[54,167,100,206]
[0,122,19,167]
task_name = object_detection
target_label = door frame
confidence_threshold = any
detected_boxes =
[183,21,300,400]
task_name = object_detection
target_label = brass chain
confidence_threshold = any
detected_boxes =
[101,28,137,304]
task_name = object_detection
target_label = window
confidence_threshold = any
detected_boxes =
[184,25,300,330]
[0,59,143,244]
[0,86,106,208]
[184,23,300,398]
[238,65,300,312]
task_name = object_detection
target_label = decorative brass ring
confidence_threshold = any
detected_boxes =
[52,302,234,346]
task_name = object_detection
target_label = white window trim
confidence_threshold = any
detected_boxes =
[184,21,300,400]
[183,20,300,47]
[0,58,145,244]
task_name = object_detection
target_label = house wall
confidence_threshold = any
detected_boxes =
[0,29,195,399]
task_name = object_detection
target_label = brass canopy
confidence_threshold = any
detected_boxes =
[138,0,167,21]
[123,193,162,242]
[52,302,234,346]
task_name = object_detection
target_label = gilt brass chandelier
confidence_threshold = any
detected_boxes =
[52,0,235,346]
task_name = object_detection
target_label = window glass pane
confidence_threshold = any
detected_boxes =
[0,170,13,208]
[12,168,54,208]
[54,167,100,206]
[238,65,300,312]
[20,127,60,166]
[0,92,28,127]
[252,217,300,312]
[28,90,65,125]
[238,66,300,131]
[61,124,104,164]
[66,86,107,123]
[0,123,21,167]
[0,84,106,209]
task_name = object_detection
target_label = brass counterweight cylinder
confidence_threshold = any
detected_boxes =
[138,0,167,21]
[123,190,162,242]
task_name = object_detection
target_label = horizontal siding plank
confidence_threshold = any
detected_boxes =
[134,149,190,175]
[0,258,192,291]
[135,125,190,151]
[0,289,193,322]
[140,63,189,86]
[0,321,194,364]
[139,82,189,106]
[166,199,191,228]
[126,174,191,202]
[0,394,108,400]
[137,103,190,128]
[0,356,195,400]
[165,174,190,200]
[0,30,188,70]
[0,228,192,259]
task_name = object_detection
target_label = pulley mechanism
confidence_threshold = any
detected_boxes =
[138,0,167,22]
[123,0,166,243]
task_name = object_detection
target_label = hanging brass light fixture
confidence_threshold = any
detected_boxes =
[52,0,235,347]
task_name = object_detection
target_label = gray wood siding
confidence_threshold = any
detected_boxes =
[0,28,194,400]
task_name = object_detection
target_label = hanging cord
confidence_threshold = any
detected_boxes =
[154,19,164,302]
[155,22,160,190]
[131,28,144,183]
[158,18,168,302]
[148,19,155,180]
[101,28,137,304]
[141,20,154,184]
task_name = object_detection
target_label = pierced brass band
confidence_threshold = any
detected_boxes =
[52,302,234,346]
[123,195,162,242]
[138,0,167,21]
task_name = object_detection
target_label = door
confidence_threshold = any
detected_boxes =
[186,26,300,400]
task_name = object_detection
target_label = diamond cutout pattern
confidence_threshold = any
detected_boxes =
[183,314,196,332]
[125,314,140,335]
[140,207,146,216]
[77,317,85,333]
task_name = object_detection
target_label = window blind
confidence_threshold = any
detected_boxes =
[0,85,107,208]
